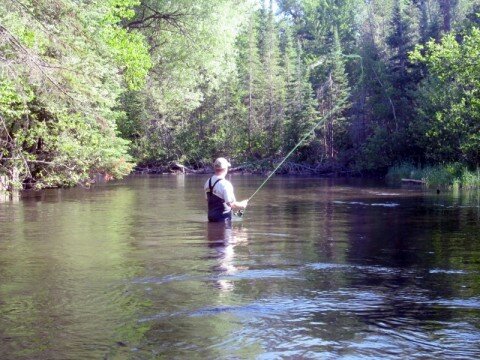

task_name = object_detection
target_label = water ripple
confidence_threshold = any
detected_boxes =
[333,200,400,207]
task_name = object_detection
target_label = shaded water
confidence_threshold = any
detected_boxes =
[1,175,480,359]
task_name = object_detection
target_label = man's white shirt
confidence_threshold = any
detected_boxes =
[204,175,236,205]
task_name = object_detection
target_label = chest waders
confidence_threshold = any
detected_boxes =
[207,178,232,222]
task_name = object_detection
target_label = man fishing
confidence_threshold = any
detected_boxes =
[204,157,248,222]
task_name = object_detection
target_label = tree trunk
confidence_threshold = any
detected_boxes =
[0,175,8,202]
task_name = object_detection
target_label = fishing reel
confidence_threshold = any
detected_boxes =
[233,209,244,218]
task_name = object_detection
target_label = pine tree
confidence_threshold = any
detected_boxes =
[260,0,286,157]
[415,0,445,43]
[281,25,296,98]
[245,13,264,155]
[386,0,416,131]
[439,0,460,33]
[284,35,318,154]
[236,11,266,158]
[317,26,351,160]
[418,0,430,43]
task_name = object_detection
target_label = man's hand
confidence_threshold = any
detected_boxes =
[237,199,249,209]
[231,199,249,210]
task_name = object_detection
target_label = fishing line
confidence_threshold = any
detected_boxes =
[234,53,364,218]
[234,105,342,218]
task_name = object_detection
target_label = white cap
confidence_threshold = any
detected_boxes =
[214,157,231,169]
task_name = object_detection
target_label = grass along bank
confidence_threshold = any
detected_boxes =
[387,163,480,189]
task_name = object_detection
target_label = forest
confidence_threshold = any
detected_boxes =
[1,0,479,191]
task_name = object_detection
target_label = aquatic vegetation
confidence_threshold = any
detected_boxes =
[387,162,480,189]
[386,163,423,183]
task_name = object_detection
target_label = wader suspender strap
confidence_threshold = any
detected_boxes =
[209,178,222,193]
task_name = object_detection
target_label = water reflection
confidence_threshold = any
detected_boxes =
[0,184,142,359]
[207,221,249,293]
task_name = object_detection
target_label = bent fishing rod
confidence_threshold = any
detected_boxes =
[235,105,342,218]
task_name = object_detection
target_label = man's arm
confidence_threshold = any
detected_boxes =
[223,181,248,210]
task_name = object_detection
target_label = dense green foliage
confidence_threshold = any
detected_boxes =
[1,0,479,190]
[0,0,149,189]
[411,26,480,165]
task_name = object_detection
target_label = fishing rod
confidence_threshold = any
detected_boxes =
[234,105,342,218]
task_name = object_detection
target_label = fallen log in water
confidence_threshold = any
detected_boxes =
[401,178,426,184]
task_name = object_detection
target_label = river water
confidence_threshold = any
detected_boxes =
[0,175,479,359]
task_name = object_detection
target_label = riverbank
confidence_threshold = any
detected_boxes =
[134,159,355,177]
[0,159,353,199]
[387,163,480,189]
[5,159,479,198]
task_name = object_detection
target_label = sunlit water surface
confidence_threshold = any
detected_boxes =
[1,175,480,359]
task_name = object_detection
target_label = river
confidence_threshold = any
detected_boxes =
[1,175,479,359]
